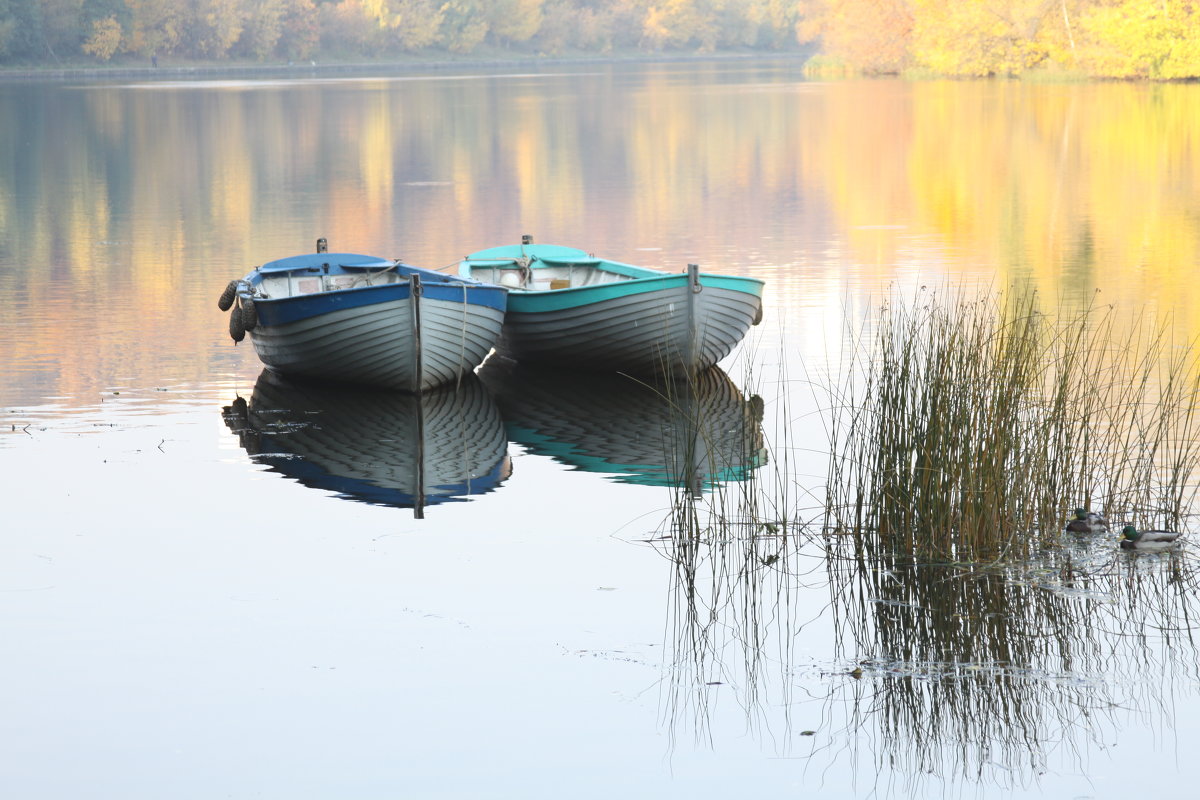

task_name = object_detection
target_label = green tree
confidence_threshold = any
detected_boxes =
[181,0,245,57]
[0,0,43,59]
[277,0,317,57]
[756,0,801,48]
[391,0,442,50]
[126,0,184,58]
[359,0,443,51]
[34,0,87,61]
[537,0,647,52]
[236,0,286,59]
[643,0,718,50]
[317,0,378,54]
[438,0,487,52]
[487,0,542,46]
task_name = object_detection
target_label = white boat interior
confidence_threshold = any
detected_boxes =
[254,265,404,299]
[468,259,631,292]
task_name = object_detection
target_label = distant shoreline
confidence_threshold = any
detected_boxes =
[0,50,814,82]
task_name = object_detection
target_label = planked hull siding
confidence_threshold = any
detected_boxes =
[459,242,764,376]
[500,281,761,374]
[250,291,505,391]
[225,370,510,511]
[478,360,766,490]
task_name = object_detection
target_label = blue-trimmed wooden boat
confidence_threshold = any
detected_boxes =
[457,237,764,375]
[222,370,511,517]
[220,241,507,392]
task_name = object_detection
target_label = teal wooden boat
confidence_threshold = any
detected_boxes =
[458,237,764,375]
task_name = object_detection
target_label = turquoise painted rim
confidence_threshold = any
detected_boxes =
[459,243,764,314]
[503,272,762,313]
[460,245,763,314]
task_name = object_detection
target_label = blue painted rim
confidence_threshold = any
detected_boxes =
[245,256,507,326]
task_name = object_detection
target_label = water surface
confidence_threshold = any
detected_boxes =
[2,61,1199,798]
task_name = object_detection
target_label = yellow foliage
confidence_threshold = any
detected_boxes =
[809,0,1200,78]
[1077,0,1200,78]
[820,0,913,73]
[490,0,544,44]
[911,0,1054,76]
[82,16,123,61]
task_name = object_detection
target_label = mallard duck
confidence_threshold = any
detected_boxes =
[1120,525,1183,552]
[1065,507,1109,533]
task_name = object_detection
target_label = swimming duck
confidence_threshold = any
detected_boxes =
[1119,525,1183,552]
[1065,508,1109,533]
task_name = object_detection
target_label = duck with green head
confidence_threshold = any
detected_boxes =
[1120,525,1183,552]
[1065,507,1108,533]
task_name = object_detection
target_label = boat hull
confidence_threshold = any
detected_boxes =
[460,243,762,375]
[501,275,761,374]
[229,253,506,392]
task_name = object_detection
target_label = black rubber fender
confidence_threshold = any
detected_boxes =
[218,280,239,311]
[228,305,246,342]
[240,296,258,331]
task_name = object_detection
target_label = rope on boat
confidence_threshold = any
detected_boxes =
[352,261,398,289]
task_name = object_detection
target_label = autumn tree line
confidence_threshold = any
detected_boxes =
[804,0,1200,79]
[1,0,1197,78]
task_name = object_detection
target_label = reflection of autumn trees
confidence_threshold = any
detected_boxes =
[807,0,1200,78]
[816,78,1200,330]
[1,73,1198,403]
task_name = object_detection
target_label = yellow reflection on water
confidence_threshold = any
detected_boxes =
[1,69,1198,405]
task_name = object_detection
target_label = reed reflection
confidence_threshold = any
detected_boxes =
[813,534,1200,795]
[649,409,1200,794]
[570,363,809,747]
[477,358,767,494]
[479,358,788,744]
[222,370,510,515]
[655,486,808,749]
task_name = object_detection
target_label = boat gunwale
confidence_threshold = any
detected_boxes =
[256,252,395,274]
[247,270,507,327]
[460,248,763,315]
[497,271,763,313]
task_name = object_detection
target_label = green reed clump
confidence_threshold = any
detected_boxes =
[825,287,1200,562]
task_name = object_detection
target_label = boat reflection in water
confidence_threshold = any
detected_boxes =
[223,370,511,516]
[477,357,767,494]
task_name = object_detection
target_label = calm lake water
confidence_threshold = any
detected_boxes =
[3,60,1200,798]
